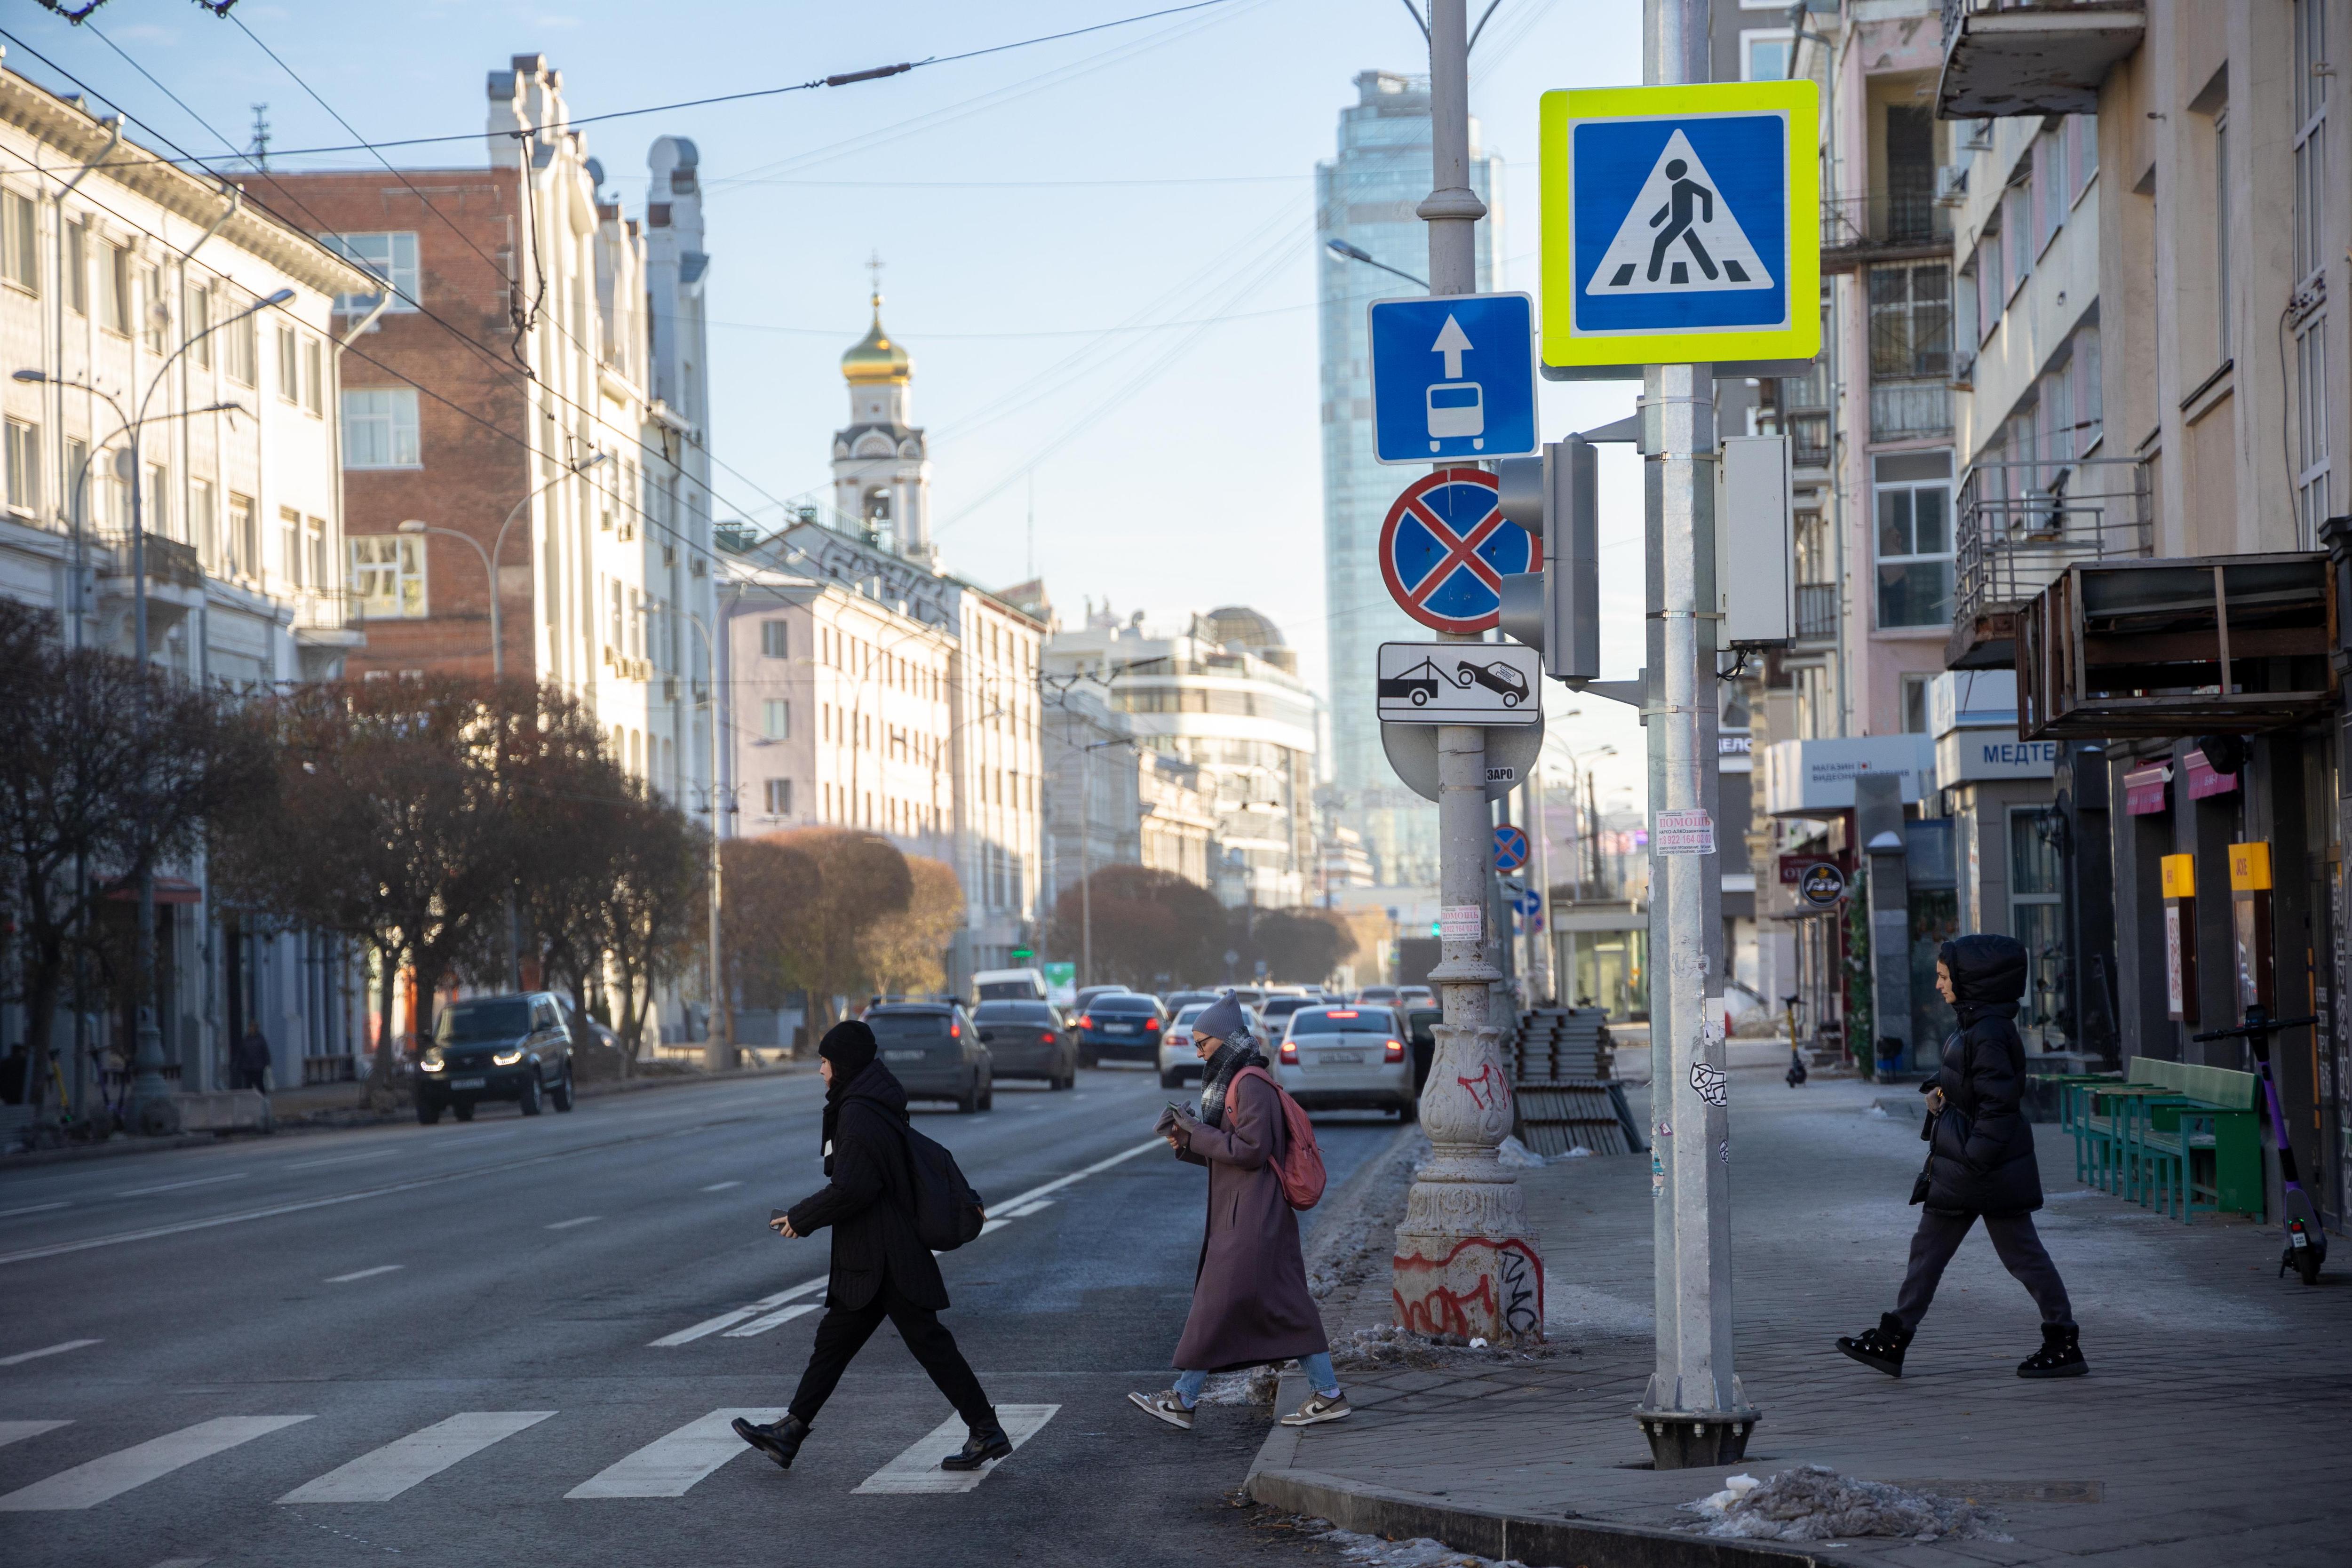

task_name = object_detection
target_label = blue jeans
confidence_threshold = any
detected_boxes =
[1174,1352,1338,1406]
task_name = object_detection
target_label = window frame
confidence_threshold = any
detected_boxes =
[761,619,790,659]
[3,417,39,515]
[1872,451,1956,631]
[339,387,421,469]
[0,188,37,295]
[318,231,420,314]
[348,532,427,619]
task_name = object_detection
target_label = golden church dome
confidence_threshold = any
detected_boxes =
[841,294,911,384]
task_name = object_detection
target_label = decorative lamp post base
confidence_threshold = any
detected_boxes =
[1392,1020,1544,1344]
[1632,1404,1762,1470]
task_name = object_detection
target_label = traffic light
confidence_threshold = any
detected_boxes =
[1494,435,1599,682]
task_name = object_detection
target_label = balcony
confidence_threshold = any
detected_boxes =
[1820,192,1950,276]
[1949,456,2149,669]
[1870,378,1952,441]
[1795,582,1839,645]
[96,529,203,590]
[1939,1,2145,119]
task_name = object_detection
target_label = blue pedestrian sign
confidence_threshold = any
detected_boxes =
[1367,292,1538,464]
[1539,81,1819,371]
[1493,823,1529,872]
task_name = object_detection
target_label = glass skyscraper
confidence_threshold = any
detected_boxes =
[1317,71,1498,887]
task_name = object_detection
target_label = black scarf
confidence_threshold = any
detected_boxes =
[820,1063,860,1175]
[1198,1040,1264,1130]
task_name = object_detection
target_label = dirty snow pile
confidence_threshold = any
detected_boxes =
[1327,1323,1569,1372]
[1314,1527,1530,1568]
[1192,1365,1279,1405]
[1681,1467,2011,1543]
[1495,1136,1593,1168]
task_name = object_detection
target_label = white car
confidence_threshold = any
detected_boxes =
[1274,1005,1414,1119]
[1158,1001,1263,1089]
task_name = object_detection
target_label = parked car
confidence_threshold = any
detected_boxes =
[1402,1004,1442,1093]
[972,1000,1076,1090]
[1157,1000,1263,1088]
[416,993,577,1123]
[1163,989,1222,1013]
[1273,1005,1414,1118]
[867,1003,993,1113]
[972,966,1051,1003]
[1258,994,1319,1034]
[1072,991,1165,1067]
[1397,984,1435,1006]
[1073,984,1133,1012]
[1354,985,1402,1007]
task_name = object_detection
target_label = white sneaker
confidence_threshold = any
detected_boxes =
[1279,1390,1351,1426]
[1127,1389,1195,1430]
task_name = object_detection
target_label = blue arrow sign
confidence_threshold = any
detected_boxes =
[1493,823,1529,872]
[1367,292,1538,464]
[1516,889,1543,917]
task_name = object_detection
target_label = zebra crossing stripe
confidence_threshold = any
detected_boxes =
[276,1411,555,1503]
[0,1416,312,1511]
[0,1339,98,1368]
[564,1409,785,1498]
[852,1404,1057,1496]
[0,1421,69,1449]
[720,1303,818,1338]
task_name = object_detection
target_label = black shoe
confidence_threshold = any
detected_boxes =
[2017,1322,2088,1379]
[732,1414,809,1470]
[1835,1311,1914,1377]
[938,1420,1013,1471]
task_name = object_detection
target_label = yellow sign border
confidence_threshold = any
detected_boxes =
[1540,80,1820,369]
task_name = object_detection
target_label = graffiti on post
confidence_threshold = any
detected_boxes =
[1392,1235,1546,1340]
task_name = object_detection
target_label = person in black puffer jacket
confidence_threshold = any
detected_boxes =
[1836,933,2086,1381]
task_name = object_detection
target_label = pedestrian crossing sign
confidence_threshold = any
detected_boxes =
[1539,80,1819,371]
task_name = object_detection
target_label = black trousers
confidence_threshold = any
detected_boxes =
[1893,1209,2074,1332]
[787,1282,993,1429]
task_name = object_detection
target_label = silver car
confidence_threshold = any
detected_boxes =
[1274,1005,1414,1119]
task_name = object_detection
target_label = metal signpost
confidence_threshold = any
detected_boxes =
[1535,0,1818,1467]
[1381,0,1544,1350]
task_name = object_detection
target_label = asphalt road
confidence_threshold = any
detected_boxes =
[0,1066,1402,1568]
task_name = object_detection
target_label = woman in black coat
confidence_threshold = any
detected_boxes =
[1836,933,2086,1380]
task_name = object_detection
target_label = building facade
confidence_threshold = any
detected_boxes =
[0,66,377,1100]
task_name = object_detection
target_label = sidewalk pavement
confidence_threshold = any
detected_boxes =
[1251,1042,2349,1568]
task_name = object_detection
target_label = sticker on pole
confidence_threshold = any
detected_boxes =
[1439,903,1484,941]
[1539,80,1819,370]
[1378,469,1539,635]
[1653,807,1715,856]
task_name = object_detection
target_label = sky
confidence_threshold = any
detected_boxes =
[6,0,1653,813]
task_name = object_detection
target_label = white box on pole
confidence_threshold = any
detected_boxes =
[1715,434,1792,649]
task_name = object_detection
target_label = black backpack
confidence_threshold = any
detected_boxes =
[896,1121,985,1252]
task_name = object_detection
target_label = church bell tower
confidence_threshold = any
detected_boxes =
[832,261,932,567]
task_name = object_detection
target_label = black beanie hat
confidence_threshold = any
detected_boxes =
[819,1019,877,1079]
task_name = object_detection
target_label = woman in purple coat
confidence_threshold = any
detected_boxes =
[1128,992,1348,1431]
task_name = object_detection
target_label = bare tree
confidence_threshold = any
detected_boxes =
[861,853,965,999]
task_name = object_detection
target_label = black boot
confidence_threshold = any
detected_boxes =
[731,1413,810,1470]
[2016,1322,2087,1379]
[1835,1312,1914,1377]
[938,1417,1013,1472]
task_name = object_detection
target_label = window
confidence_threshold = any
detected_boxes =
[318,231,418,313]
[2002,183,2032,297]
[2069,113,2098,203]
[308,516,328,589]
[2294,0,2330,286]
[280,506,303,586]
[99,242,130,335]
[3,419,37,514]
[1901,675,1931,734]
[628,589,643,659]
[141,263,164,350]
[763,699,791,740]
[0,190,35,293]
[63,438,86,527]
[341,388,421,468]
[2035,131,2066,252]
[352,534,428,618]
[144,462,169,540]
[228,492,257,577]
[2214,110,2232,359]
[1974,220,2003,341]
[1874,450,1954,629]
[766,779,793,816]
[186,283,212,368]
[2297,315,2332,542]
[191,479,216,565]
[277,326,299,402]
[2074,325,2103,452]
[2009,809,2063,1005]
[64,219,85,315]
[302,337,324,415]
[1739,28,1792,80]
[608,578,622,648]
[1869,263,1951,377]
[222,306,255,386]
[761,619,789,658]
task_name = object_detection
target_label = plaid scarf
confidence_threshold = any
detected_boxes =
[1198,1040,1264,1130]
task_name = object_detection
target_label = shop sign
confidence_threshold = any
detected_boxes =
[1934,732,2058,784]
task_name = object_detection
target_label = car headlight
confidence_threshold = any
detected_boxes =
[492,1047,524,1067]
[420,1047,445,1072]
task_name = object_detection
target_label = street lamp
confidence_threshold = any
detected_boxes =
[1075,735,1139,990]
[1325,238,1429,291]
[686,610,733,1074]
[397,451,609,679]
[16,285,292,1137]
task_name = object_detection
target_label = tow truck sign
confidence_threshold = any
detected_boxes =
[1376,642,1542,725]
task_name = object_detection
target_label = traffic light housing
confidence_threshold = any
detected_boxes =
[1494,435,1599,681]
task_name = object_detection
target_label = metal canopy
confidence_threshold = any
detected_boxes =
[1936,2,2145,120]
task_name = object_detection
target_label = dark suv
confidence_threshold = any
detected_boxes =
[1073,992,1165,1067]
[971,1001,1076,1090]
[868,1003,993,1113]
[416,993,577,1122]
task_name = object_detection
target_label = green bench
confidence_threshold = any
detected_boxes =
[2065,1059,2262,1222]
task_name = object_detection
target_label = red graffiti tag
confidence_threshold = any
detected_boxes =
[1391,1235,1546,1339]
[1455,1061,1508,1113]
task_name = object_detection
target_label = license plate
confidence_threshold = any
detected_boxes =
[1104,1024,1136,1034]
[1317,1051,1364,1065]
[449,1076,486,1090]
[882,1050,927,1062]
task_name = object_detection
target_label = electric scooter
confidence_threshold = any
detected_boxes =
[2192,1005,2328,1287]
[1783,994,1808,1087]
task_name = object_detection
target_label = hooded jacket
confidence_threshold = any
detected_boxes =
[1922,933,2043,1216]
[785,1059,949,1311]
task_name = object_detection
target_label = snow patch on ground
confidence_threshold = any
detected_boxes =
[1497,1135,1591,1167]
[1192,1366,1279,1405]
[1681,1465,2012,1543]
[1315,1527,1529,1567]
[1542,1281,1654,1335]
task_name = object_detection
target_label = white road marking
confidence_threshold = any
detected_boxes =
[277,1411,554,1503]
[324,1265,404,1284]
[1000,1198,1057,1218]
[649,1277,827,1345]
[148,1559,211,1567]
[975,1219,1011,1238]
[700,1180,742,1192]
[116,1173,247,1197]
[0,1338,99,1368]
[720,1302,818,1337]
[0,1415,311,1511]
[0,1202,70,1220]
[546,1217,602,1231]
[991,1138,1162,1213]
[564,1409,785,1498]
[0,1420,70,1448]
[286,1149,398,1172]
[852,1404,1057,1495]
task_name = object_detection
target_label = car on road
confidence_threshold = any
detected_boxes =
[1354,984,1402,1008]
[1402,1004,1442,1093]
[867,1003,993,1113]
[972,966,1050,1003]
[1257,994,1319,1035]
[972,1000,1076,1090]
[1072,991,1165,1067]
[1378,658,1445,706]
[1273,1005,1414,1119]
[1453,658,1528,706]
[416,993,577,1123]
[1157,1000,1264,1088]
[1162,988,1221,1014]
[1398,984,1435,1007]
[1073,984,1133,1012]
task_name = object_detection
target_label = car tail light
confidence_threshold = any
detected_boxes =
[1076,1014,1092,1030]
[1279,1040,1298,1064]
[949,1021,961,1039]
[1384,1038,1405,1063]
[1328,1009,1360,1019]
[1041,1031,1056,1044]
[1144,1017,1161,1032]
